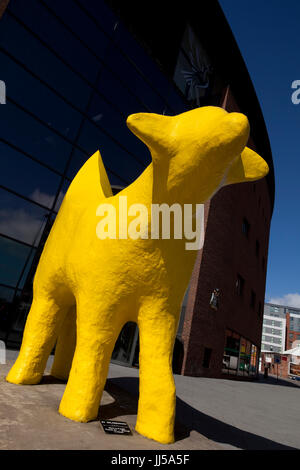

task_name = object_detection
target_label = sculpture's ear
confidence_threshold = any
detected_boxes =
[126,112,173,161]
[224,147,269,186]
[66,150,112,205]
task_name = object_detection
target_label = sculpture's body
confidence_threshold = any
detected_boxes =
[7,107,268,444]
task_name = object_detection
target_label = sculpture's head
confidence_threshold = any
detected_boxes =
[127,106,269,203]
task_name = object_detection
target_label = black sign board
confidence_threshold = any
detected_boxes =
[100,420,132,435]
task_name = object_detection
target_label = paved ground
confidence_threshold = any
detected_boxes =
[0,350,299,450]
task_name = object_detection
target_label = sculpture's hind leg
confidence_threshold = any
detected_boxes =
[58,294,124,422]
[135,299,180,444]
[6,285,74,385]
[51,305,76,381]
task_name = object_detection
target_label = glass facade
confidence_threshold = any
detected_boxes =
[222,329,259,377]
[0,0,193,348]
[0,0,231,372]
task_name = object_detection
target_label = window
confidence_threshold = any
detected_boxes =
[222,329,258,376]
[236,275,245,296]
[202,347,212,368]
[242,218,250,237]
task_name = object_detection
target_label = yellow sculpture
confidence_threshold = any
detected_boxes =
[7,107,269,444]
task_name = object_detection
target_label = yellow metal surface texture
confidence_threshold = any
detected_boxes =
[6,107,268,444]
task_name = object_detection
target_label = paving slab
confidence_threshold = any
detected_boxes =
[1,350,299,450]
[0,354,220,450]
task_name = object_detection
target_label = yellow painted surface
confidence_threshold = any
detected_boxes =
[6,107,268,444]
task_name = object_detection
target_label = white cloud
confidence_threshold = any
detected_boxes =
[268,293,300,308]
[31,188,65,211]
[0,208,46,246]
[0,189,66,246]
[31,188,55,208]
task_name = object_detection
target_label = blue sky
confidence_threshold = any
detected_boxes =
[219,0,300,307]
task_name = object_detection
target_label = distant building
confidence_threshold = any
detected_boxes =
[261,303,300,378]
[261,303,286,353]
[262,303,300,353]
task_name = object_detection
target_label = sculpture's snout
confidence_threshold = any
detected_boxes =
[227,112,249,137]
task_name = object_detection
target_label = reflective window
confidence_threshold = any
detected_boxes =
[223,330,240,375]
[8,0,101,84]
[238,338,251,376]
[78,120,144,184]
[105,42,166,113]
[86,93,151,167]
[67,148,127,187]
[97,66,148,117]
[0,141,61,202]
[113,22,170,99]
[0,14,91,110]
[0,235,32,286]
[0,285,17,334]
[0,50,83,141]
[111,322,139,366]
[0,101,73,173]
[76,0,119,35]
[0,188,49,245]
[42,0,111,61]
[222,329,259,377]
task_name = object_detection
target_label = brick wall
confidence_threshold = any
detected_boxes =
[180,87,272,377]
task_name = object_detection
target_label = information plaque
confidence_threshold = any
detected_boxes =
[100,420,132,435]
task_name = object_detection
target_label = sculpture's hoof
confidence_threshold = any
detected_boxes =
[135,422,174,445]
[6,367,42,385]
[58,402,96,423]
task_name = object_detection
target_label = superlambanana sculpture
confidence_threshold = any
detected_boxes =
[7,107,268,444]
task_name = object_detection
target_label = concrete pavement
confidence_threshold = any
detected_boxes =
[0,350,299,450]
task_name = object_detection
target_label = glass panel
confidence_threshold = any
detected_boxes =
[97,66,147,117]
[0,50,83,141]
[0,188,50,246]
[76,0,119,36]
[105,42,166,113]
[42,0,111,61]
[0,235,32,287]
[8,0,101,83]
[78,120,144,184]
[113,22,170,98]
[17,247,37,289]
[0,141,62,202]
[0,285,18,337]
[164,83,189,115]
[111,322,138,364]
[53,179,70,213]
[87,94,151,167]
[0,14,91,110]
[239,338,251,376]
[250,344,258,376]
[67,148,127,187]
[223,331,240,375]
[0,101,73,173]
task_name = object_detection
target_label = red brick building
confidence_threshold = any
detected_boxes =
[178,92,273,378]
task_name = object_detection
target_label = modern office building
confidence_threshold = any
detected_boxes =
[261,303,286,353]
[261,302,300,353]
[0,0,274,378]
[260,303,300,378]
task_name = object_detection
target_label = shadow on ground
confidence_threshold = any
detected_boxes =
[257,373,300,388]
[105,376,298,451]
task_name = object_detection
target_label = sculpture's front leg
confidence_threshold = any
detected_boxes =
[136,300,179,444]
